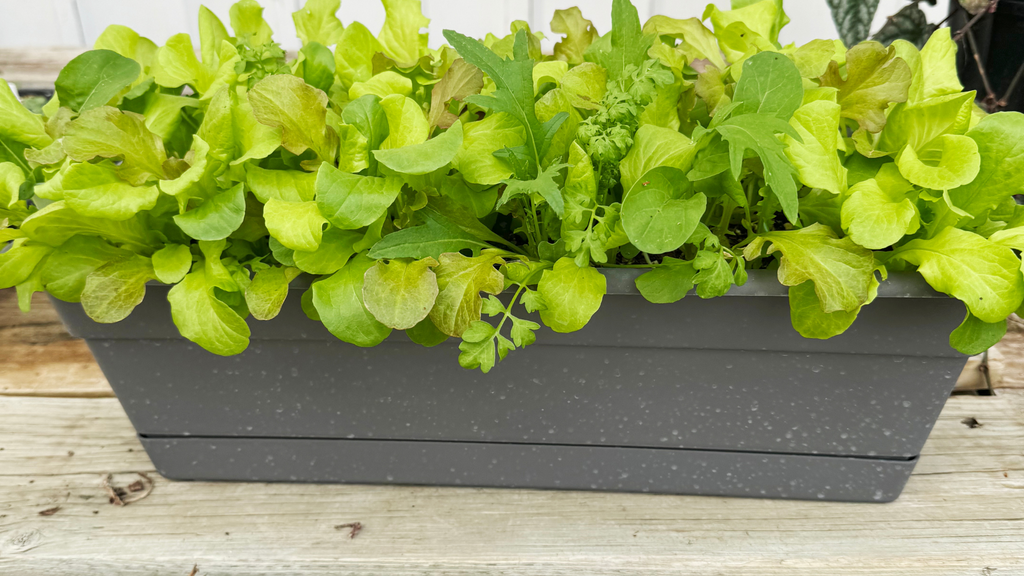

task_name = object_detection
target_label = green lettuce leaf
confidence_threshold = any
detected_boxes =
[249,74,338,164]
[619,125,697,192]
[62,106,167,185]
[245,165,317,203]
[263,198,328,252]
[841,164,919,249]
[316,163,402,229]
[789,275,879,339]
[335,23,383,90]
[429,251,505,337]
[293,0,344,46]
[55,49,140,113]
[819,42,912,133]
[890,227,1024,323]
[62,161,159,221]
[744,223,876,313]
[40,236,132,302]
[451,113,527,185]
[245,266,302,321]
[293,227,360,274]
[20,201,155,252]
[363,257,440,330]
[947,112,1024,219]
[537,256,606,332]
[949,310,1007,355]
[551,7,599,65]
[168,266,251,355]
[374,120,463,175]
[173,183,246,241]
[312,254,392,347]
[151,244,193,284]
[80,254,156,323]
[784,100,848,195]
[621,166,706,254]
[378,0,430,68]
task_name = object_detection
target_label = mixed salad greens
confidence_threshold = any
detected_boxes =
[2,0,1023,372]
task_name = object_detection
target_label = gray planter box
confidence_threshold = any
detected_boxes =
[51,269,967,502]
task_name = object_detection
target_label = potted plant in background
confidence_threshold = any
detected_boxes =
[827,0,1024,113]
[2,0,1023,502]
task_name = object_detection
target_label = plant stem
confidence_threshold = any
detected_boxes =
[964,27,999,111]
[1000,59,1024,108]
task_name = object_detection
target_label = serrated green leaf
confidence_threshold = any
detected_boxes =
[744,223,876,313]
[890,227,1024,323]
[429,251,505,337]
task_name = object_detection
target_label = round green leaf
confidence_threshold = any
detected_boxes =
[621,167,707,254]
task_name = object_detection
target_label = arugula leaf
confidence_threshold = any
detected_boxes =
[499,162,568,217]
[716,114,802,223]
[443,28,566,176]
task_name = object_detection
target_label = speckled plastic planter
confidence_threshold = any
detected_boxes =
[51,269,967,502]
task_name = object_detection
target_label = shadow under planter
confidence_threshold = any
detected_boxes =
[51,269,967,502]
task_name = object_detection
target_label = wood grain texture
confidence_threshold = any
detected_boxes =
[0,289,112,398]
[0,392,1020,575]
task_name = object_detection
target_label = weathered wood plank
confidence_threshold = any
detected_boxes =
[0,289,112,398]
[0,47,84,91]
[0,392,1022,575]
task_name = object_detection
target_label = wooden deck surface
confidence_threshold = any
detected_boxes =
[1,288,1024,575]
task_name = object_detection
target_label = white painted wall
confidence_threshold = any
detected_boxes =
[0,0,951,50]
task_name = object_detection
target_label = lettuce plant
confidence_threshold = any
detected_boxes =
[2,0,1023,373]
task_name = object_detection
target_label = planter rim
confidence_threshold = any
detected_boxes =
[281,267,943,299]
